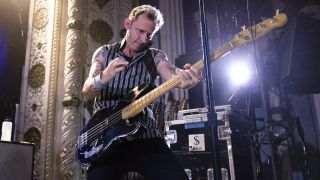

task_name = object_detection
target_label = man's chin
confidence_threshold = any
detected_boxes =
[136,44,147,51]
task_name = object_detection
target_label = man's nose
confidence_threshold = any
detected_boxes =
[140,34,148,43]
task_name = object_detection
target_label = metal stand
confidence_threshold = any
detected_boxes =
[198,0,222,179]
[245,0,277,179]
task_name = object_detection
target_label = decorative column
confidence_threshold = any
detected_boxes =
[61,0,83,179]
[19,0,63,179]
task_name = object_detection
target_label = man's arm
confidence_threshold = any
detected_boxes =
[82,46,129,100]
[155,51,201,89]
[82,47,107,100]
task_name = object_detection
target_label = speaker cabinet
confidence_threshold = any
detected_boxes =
[0,141,34,180]
[282,14,320,94]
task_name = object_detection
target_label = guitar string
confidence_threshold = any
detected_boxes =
[79,74,185,144]
[80,97,151,143]
[78,39,240,146]
[78,81,179,145]
[78,111,123,146]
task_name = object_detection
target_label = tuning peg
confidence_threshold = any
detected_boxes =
[276,9,279,15]
[241,25,246,31]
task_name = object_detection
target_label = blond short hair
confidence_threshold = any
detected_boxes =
[129,4,164,32]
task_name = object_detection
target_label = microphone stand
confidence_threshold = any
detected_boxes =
[198,0,222,179]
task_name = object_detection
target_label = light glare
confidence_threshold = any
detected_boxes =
[228,61,251,86]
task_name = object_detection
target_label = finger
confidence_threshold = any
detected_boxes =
[113,59,129,66]
[190,66,202,78]
[183,63,191,70]
[176,69,187,79]
[181,70,190,79]
[113,62,128,69]
[187,69,197,80]
[113,66,126,73]
[110,60,128,70]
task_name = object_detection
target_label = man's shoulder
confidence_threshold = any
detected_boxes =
[149,48,168,60]
[103,42,121,50]
[95,42,121,53]
[149,47,166,55]
[107,42,121,49]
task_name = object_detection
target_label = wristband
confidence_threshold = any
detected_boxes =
[93,73,107,89]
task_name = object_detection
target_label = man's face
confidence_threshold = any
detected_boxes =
[125,14,156,52]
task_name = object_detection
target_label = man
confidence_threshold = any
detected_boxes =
[82,4,201,180]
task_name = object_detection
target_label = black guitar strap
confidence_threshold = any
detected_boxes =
[143,50,159,85]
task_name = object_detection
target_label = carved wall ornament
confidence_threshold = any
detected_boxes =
[67,20,83,30]
[95,0,111,9]
[66,59,80,69]
[23,127,41,150]
[36,42,43,50]
[63,95,81,107]
[89,20,113,44]
[33,8,49,30]
[28,63,45,88]
[31,103,38,112]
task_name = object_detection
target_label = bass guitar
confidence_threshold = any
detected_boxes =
[76,13,288,169]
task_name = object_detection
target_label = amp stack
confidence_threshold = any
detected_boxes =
[165,105,253,180]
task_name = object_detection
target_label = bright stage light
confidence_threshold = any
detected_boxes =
[228,61,251,87]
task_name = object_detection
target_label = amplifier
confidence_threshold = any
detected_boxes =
[0,141,34,180]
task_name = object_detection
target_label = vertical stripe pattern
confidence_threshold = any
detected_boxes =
[93,41,165,139]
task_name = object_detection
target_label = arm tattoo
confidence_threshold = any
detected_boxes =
[83,47,106,99]
[169,66,177,75]
[154,50,168,67]
[155,58,166,67]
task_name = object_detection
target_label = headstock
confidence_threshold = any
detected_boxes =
[232,13,288,47]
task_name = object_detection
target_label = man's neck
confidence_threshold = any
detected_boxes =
[122,47,138,57]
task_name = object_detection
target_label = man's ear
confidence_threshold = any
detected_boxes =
[124,18,131,29]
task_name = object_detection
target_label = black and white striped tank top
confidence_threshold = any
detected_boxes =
[93,40,166,140]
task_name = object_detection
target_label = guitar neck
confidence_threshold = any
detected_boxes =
[194,40,237,70]
[122,40,237,119]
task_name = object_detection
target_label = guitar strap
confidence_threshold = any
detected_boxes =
[110,42,159,85]
[143,49,159,86]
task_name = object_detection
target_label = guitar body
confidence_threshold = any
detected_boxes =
[76,83,154,169]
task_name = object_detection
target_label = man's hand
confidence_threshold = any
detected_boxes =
[100,57,129,84]
[176,63,201,89]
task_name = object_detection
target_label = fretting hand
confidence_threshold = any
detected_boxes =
[176,63,202,89]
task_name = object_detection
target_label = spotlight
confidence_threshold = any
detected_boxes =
[227,61,251,87]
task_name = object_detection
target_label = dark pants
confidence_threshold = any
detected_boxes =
[86,138,189,180]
